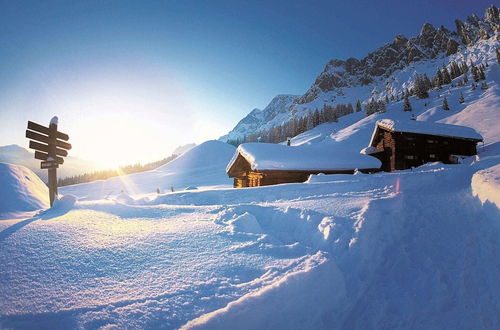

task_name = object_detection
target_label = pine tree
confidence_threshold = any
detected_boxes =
[355,99,362,112]
[481,81,488,90]
[413,74,429,99]
[377,100,386,113]
[479,67,486,80]
[365,99,377,116]
[496,48,500,66]
[442,97,450,110]
[458,92,465,104]
[442,66,451,84]
[462,61,469,73]
[471,83,476,90]
[434,69,443,89]
[463,73,468,83]
[403,95,412,111]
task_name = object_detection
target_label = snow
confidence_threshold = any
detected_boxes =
[50,116,59,125]
[0,163,49,218]
[472,164,500,208]
[374,118,483,142]
[228,142,381,172]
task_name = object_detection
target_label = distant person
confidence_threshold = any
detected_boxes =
[156,188,161,194]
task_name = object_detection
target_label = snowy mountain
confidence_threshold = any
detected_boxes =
[219,94,298,143]
[220,5,499,142]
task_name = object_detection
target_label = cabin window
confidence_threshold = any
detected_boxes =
[404,155,417,160]
[443,141,449,145]
[405,136,415,141]
[429,154,436,158]
[426,139,437,144]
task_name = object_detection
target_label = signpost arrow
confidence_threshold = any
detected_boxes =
[26,116,70,207]
[41,161,59,169]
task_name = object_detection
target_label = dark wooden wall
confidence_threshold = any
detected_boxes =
[371,127,480,171]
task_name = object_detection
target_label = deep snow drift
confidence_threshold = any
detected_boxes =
[0,163,49,218]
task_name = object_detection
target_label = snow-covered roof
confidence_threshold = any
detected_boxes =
[227,143,381,173]
[370,119,483,145]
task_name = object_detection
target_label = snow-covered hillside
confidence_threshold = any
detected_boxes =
[59,140,236,200]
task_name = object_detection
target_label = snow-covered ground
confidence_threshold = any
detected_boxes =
[1,40,500,330]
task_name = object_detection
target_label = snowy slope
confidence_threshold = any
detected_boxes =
[59,140,236,200]
[1,160,499,329]
[0,163,49,218]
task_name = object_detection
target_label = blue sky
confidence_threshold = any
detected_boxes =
[0,0,493,166]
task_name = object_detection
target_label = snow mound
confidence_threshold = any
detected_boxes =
[0,162,49,216]
[472,164,500,208]
[228,212,263,234]
[157,140,235,173]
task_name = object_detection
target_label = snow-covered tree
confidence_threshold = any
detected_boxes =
[355,99,362,112]
[403,95,412,111]
[442,66,452,84]
[459,92,465,104]
[442,96,450,110]
[414,73,430,99]
[481,81,489,90]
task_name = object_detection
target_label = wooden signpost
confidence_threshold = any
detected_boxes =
[26,117,71,207]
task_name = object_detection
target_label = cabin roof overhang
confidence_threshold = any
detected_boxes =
[226,143,381,178]
[368,119,484,147]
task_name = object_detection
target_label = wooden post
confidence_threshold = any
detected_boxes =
[48,119,58,206]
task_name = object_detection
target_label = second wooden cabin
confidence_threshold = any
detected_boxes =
[362,119,483,171]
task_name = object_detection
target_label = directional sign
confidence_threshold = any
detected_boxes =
[26,117,70,207]
[41,161,59,169]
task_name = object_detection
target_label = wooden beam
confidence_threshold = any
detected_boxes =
[26,130,50,144]
[27,121,69,141]
[29,140,50,152]
[26,130,72,150]
[55,139,72,150]
[34,151,64,164]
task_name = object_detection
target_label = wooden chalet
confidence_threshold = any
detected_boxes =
[226,143,381,188]
[363,119,483,171]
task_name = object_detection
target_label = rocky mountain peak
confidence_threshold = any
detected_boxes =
[296,6,499,104]
[419,23,436,37]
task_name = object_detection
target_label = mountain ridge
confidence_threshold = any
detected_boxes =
[220,5,499,143]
